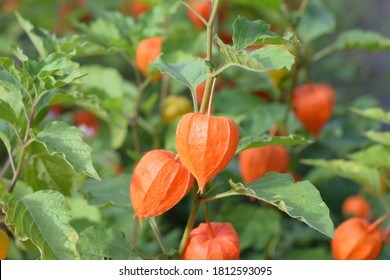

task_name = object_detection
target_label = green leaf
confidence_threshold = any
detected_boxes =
[77,226,141,260]
[154,55,207,94]
[0,100,17,127]
[78,17,129,49]
[36,87,105,119]
[348,145,390,169]
[227,173,334,238]
[237,134,312,153]
[330,30,390,51]
[79,65,127,149]
[314,30,390,61]
[106,112,128,149]
[301,159,381,193]
[351,107,390,124]
[162,31,206,58]
[67,195,101,224]
[24,141,77,196]
[0,120,14,154]
[122,81,138,119]
[79,173,132,209]
[0,190,80,259]
[58,35,119,58]
[297,0,335,44]
[365,131,390,146]
[15,13,47,59]
[37,52,85,91]
[215,36,295,74]
[0,57,31,103]
[34,121,100,180]
[0,82,26,132]
[213,91,301,136]
[12,46,29,63]
[32,151,75,196]
[135,0,180,39]
[81,65,123,99]
[232,16,299,50]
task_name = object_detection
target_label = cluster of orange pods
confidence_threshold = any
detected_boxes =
[130,111,241,260]
[130,1,243,260]
[128,0,346,261]
[332,195,389,260]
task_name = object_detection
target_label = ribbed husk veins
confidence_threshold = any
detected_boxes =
[292,83,335,137]
[130,150,194,222]
[331,217,383,260]
[183,222,240,260]
[175,112,239,193]
[239,145,290,183]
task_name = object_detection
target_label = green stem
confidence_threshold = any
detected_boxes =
[200,190,238,203]
[148,217,168,254]
[130,122,141,156]
[207,78,217,115]
[210,64,231,79]
[190,89,199,112]
[205,202,215,238]
[137,117,155,136]
[8,99,37,193]
[9,145,27,193]
[178,187,201,255]
[122,52,153,248]
[4,150,16,175]
[311,46,334,62]
[180,1,208,26]
[199,0,220,114]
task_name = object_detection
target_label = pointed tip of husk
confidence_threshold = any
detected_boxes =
[196,179,207,194]
[133,213,143,226]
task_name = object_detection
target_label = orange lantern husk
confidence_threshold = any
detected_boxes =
[331,217,383,260]
[135,36,163,79]
[341,195,372,219]
[292,83,335,137]
[239,145,290,184]
[130,150,194,223]
[131,1,150,18]
[182,222,240,260]
[175,112,239,193]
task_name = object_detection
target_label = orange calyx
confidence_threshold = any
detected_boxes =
[238,145,290,184]
[182,222,240,260]
[292,83,335,138]
[135,36,163,79]
[341,195,372,219]
[331,217,384,260]
[130,150,194,223]
[175,112,239,193]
